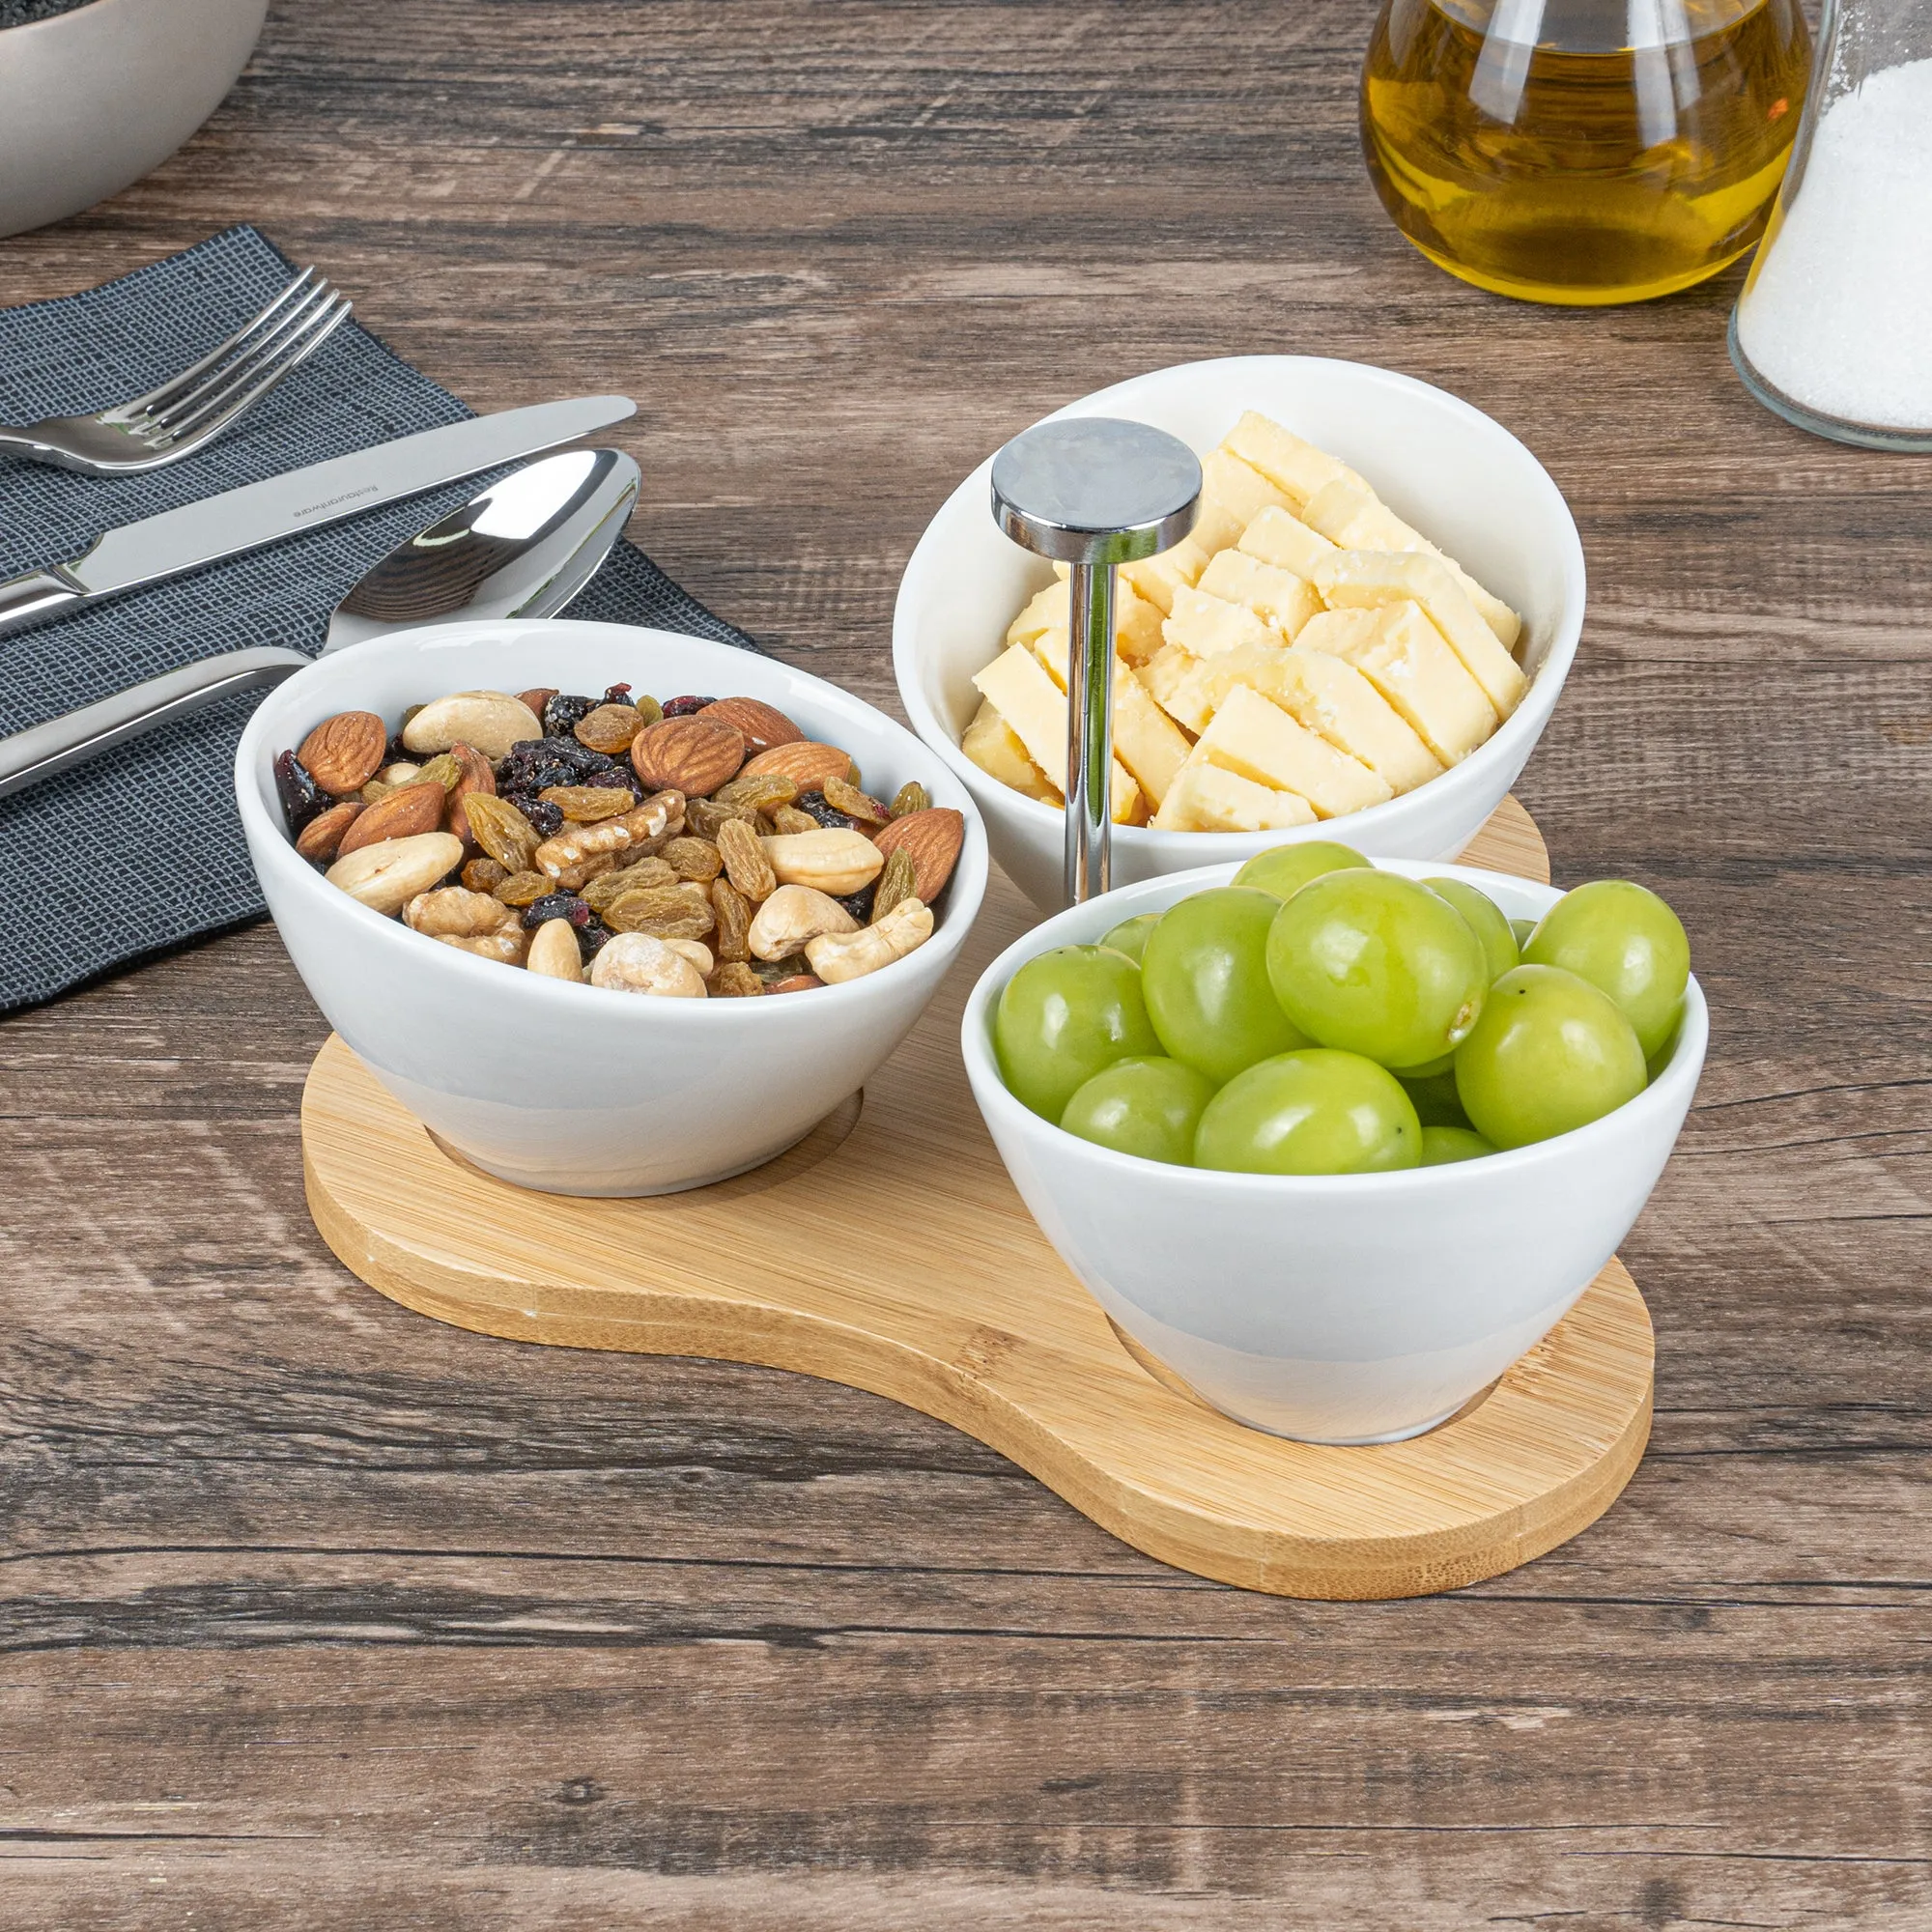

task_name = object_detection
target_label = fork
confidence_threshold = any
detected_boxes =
[0,269,353,476]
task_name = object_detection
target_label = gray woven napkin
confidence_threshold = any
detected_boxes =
[0,226,755,1014]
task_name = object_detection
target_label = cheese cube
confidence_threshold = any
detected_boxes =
[1114,580,1166,665]
[1162,585,1283,660]
[1300,479,1521,650]
[1028,629,1193,808]
[971,642,1144,822]
[1196,548,1321,639]
[1295,607,1387,658]
[962,699,1059,802]
[1237,505,1339,581]
[1222,410,1370,509]
[1119,534,1210,615]
[1006,582,1065,647]
[1180,642,1442,796]
[1321,602,1497,765]
[1152,755,1318,834]
[1191,448,1295,554]
[1192,685,1393,819]
[1140,642,1213,733]
[1311,549,1527,719]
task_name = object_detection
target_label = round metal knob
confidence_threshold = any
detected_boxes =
[989,417,1202,905]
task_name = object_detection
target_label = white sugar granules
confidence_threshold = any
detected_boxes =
[1735,58,1932,432]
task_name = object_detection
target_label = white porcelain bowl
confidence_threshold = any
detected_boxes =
[0,0,269,239]
[237,619,988,1196]
[895,356,1587,911]
[962,860,1705,1444]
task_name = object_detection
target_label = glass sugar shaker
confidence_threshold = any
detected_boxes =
[1731,0,1932,447]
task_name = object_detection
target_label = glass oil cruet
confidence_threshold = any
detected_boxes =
[1361,0,1813,304]
[1731,0,1932,447]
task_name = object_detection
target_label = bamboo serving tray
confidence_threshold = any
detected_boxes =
[302,797,1654,1601]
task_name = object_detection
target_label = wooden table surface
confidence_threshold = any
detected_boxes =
[3,3,1926,1925]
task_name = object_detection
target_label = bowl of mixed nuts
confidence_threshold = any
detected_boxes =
[237,619,987,1195]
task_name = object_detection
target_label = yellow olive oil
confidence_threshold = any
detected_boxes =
[1362,0,1811,304]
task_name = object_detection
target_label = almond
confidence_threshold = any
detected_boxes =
[740,740,855,791]
[871,807,964,904]
[337,780,449,856]
[517,687,559,724]
[446,742,497,848]
[297,711,387,797]
[295,799,363,863]
[702,696,804,756]
[631,715,746,797]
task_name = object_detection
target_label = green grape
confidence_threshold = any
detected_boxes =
[995,945,1162,1122]
[1142,888,1309,1086]
[1233,840,1372,902]
[1060,1056,1217,1166]
[1509,916,1537,950]
[1420,1124,1496,1166]
[1265,869,1490,1068]
[1424,877,1520,983]
[1097,911,1161,966]
[1195,1049,1421,1176]
[1455,964,1646,1149]
[1399,1065,1470,1128]
[1523,879,1690,1060]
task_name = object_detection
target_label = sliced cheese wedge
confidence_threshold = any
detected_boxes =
[1311,549,1527,719]
[1028,628,1192,808]
[1119,534,1211,615]
[962,698,1059,802]
[1152,755,1317,834]
[1163,584,1284,660]
[972,642,1143,823]
[1295,607,1387,658]
[1237,504,1339,581]
[1140,642,1213,734]
[1009,576,1165,666]
[1192,448,1295,554]
[1179,641,1442,796]
[1192,685,1393,820]
[1300,478,1521,650]
[1320,602,1497,766]
[1196,547,1321,639]
[1006,581,1065,648]
[1222,410,1370,510]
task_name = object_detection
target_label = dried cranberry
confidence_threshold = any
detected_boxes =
[384,733,412,765]
[585,768,641,795]
[274,750,326,836]
[833,885,875,924]
[503,793,564,838]
[522,892,593,932]
[793,790,856,831]
[579,919,612,959]
[542,693,601,739]
[602,682,633,706]
[661,695,716,718]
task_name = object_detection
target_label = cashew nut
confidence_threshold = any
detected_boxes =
[759,828,884,896]
[326,832,464,916]
[747,884,859,961]
[402,690,544,761]
[589,932,708,998]
[804,897,932,983]
[663,938,715,979]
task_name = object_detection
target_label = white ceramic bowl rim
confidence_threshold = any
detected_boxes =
[236,619,990,1024]
[962,855,1708,1194]
[895,354,1588,851]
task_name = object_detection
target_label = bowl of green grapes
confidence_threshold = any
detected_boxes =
[960,844,1705,1443]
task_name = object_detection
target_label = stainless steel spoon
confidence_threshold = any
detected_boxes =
[0,445,641,799]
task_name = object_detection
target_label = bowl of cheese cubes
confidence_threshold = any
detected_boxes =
[893,356,1586,909]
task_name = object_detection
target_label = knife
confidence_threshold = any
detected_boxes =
[0,394,636,639]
